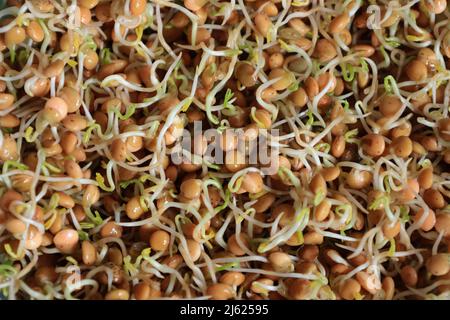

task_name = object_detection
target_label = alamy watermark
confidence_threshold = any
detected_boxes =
[168,121,281,176]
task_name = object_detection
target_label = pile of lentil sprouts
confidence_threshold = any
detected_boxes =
[0,0,449,300]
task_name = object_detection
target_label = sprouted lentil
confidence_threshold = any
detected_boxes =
[0,0,448,301]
